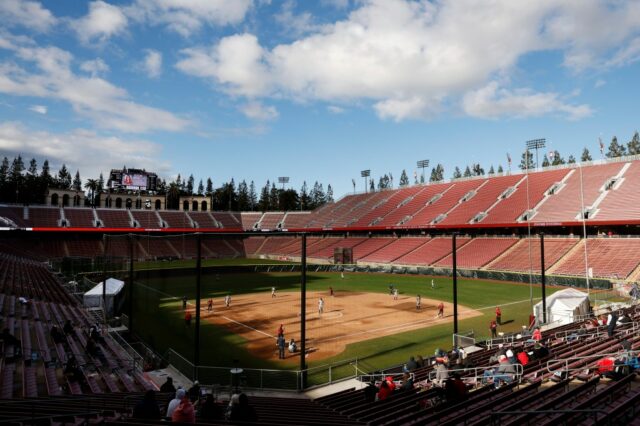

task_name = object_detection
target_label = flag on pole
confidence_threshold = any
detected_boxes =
[599,137,604,154]
[507,153,512,164]
[352,178,355,187]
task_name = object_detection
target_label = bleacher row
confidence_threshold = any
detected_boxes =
[248,235,640,280]
[3,158,640,232]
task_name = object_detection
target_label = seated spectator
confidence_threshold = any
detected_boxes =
[18,296,30,306]
[532,327,542,341]
[444,373,468,403]
[226,393,257,422]
[0,328,21,356]
[406,356,418,371]
[160,376,176,393]
[89,326,103,343]
[363,381,378,403]
[416,355,425,368]
[85,337,99,357]
[533,343,549,360]
[167,389,186,418]
[198,393,222,420]
[133,390,161,419]
[505,348,516,364]
[172,391,196,423]
[64,355,83,383]
[377,380,393,401]
[618,314,632,325]
[188,381,201,402]
[51,326,65,344]
[63,320,74,335]
[483,355,515,388]
[399,372,414,392]
[517,350,529,367]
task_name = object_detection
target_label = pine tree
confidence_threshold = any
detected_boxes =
[488,165,495,175]
[369,179,375,192]
[326,184,334,203]
[97,173,104,191]
[40,160,51,187]
[299,181,310,210]
[519,151,534,170]
[259,181,270,211]
[463,166,472,177]
[399,170,409,186]
[472,163,484,176]
[248,181,257,210]
[627,131,640,155]
[497,165,504,173]
[72,171,81,191]
[541,155,550,168]
[567,155,576,164]
[435,164,444,181]
[269,182,279,211]
[452,167,462,179]
[9,155,25,185]
[206,178,213,195]
[607,136,626,158]
[186,174,194,195]
[28,158,37,175]
[551,150,565,166]
[581,148,592,162]
[197,179,204,195]
[57,164,71,189]
[237,180,249,210]
[429,167,438,182]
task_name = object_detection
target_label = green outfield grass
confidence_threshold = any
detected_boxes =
[131,268,563,379]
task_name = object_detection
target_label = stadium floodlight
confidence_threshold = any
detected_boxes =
[525,138,546,170]
[278,176,290,190]
[417,159,429,183]
[361,169,371,193]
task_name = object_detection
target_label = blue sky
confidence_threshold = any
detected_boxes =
[1,0,640,198]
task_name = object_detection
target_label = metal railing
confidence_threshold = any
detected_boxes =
[545,351,639,376]
[427,364,524,389]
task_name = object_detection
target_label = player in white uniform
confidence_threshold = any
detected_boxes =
[393,288,399,300]
[271,287,276,298]
[225,295,231,307]
[416,294,421,310]
[318,297,324,316]
[431,279,435,290]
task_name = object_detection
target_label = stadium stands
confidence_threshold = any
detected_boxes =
[0,206,31,227]
[241,212,262,229]
[29,207,61,227]
[158,211,194,228]
[359,237,430,263]
[281,211,311,228]
[351,186,425,227]
[130,211,162,229]
[97,209,133,228]
[63,208,96,228]
[487,237,579,273]
[595,160,640,220]
[434,237,519,269]
[211,212,242,228]
[394,237,470,265]
[258,212,286,229]
[187,211,219,228]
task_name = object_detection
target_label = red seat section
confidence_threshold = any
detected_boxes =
[211,212,241,228]
[487,237,579,273]
[377,184,452,227]
[394,237,470,265]
[241,212,262,229]
[551,238,640,279]
[434,238,519,268]
[594,161,640,221]
[259,212,285,229]
[0,206,31,227]
[158,211,193,228]
[359,237,430,263]
[29,207,61,227]
[63,208,96,227]
[281,212,311,229]
[351,186,424,227]
[130,210,162,228]
[404,180,485,226]
[96,209,133,228]
[187,211,219,228]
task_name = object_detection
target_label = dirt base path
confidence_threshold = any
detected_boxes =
[195,290,481,363]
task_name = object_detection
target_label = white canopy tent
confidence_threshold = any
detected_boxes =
[83,278,125,315]
[533,288,590,326]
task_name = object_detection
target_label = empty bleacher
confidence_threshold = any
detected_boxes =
[241,212,262,229]
[551,237,640,279]
[487,237,579,273]
[434,237,519,269]
[211,212,242,228]
[158,211,193,228]
[63,208,96,228]
[0,206,31,227]
[29,207,61,227]
[394,237,470,265]
[130,211,162,228]
[595,160,640,220]
[359,237,430,263]
[187,211,219,228]
[97,209,133,228]
[258,212,285,229]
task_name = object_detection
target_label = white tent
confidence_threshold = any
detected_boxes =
[533,288,590,326]
[83,278,125,314]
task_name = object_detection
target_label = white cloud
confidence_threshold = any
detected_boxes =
[80,58,110,77]
[176,0,640,121]
[29,105,47,114]
[462,82,593,121]
[0,0,57,32]
[0,121,171,179]
[74,1,128,44]
[274,1,318,38]
[321,0,350,9]
[594,79,606,89]
[126,0,253,37]
[327,105,345,114]
[240,101,278,121]
[142,49,162,78]
[0,38,188,133]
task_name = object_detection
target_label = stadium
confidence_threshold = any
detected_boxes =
[2,1,640,425]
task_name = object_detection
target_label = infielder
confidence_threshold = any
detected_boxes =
[431,279,435,290]
[224,295,231,307]
[416,294,421,310]
[271,287,277,298]
[393,288,399,300]
[318,297,324,316]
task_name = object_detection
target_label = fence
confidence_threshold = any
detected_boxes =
[164,349,359,391]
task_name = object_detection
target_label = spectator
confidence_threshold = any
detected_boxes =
[0,328,21,356]
[198,394,222,420]
[226,393,257,422]
[416,355,425,368]
[444,373,468,403]
[377,380,393,401]
[532,327,542,341]
[277,324,284,336]
[50,326,65,344]
[160,376,176,393]
[89,326,103,343]
[363,381,378,403]
[133,390,161,420]
[517,350,529,367]
[533,343,549,361]
[505,348,516,364]
[172,391,196,423]
[493,355,516,388]
[188,381,201,402]
[607,309,619,337]
[399,373,414,392]
[618,313,632,325]
[406,356,418,371]
[166,389,186,418]
[434,360,449,387]
[182,296,188,309]
[63,320,74,335]
[64,355,83,383]
[86,337,98,357]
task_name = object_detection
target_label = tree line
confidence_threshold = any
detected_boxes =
[0,156,334,212]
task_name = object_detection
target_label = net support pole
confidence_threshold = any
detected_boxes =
[194,233,202,380]
[540,233,547,324]
[102,234,108,325]
[300,234,307,389]
[452,233,458,335]
[128,234,134,334]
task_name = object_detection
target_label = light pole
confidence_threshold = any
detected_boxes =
[578,163,590,296]
[278,176,289,190]
[417,160,429,183]
[361,170,370,193]
[526,139,546,170]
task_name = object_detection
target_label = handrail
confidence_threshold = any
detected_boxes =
[426,364,524,388]
[545,350,639,375]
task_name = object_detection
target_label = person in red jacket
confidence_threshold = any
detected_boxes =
[377,380,393,401]
[517,350,529,366]
[532,327,542,341]
[184,311,192,327]
[495,306,502,325]
[171,393,196,423]
[437,302,444,318]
